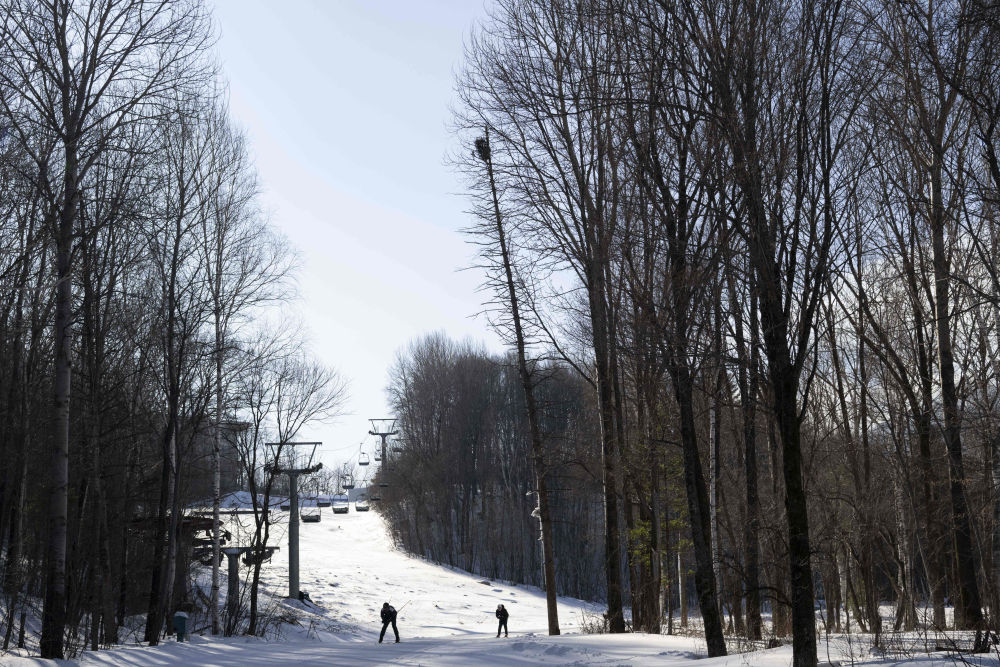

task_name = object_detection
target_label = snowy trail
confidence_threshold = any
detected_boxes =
[2,506,979,665]
[254,508,601,639]
[2,506,715,666]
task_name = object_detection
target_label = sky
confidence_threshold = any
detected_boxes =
[209,1,501,471]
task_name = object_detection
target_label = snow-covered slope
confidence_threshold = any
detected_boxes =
[4,505,992,665]
[255,507,601,638]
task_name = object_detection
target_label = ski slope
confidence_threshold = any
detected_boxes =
[255,506,603,639]
[3,505,989,665]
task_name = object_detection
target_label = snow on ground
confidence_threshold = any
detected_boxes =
[256,506,604,638]
[3,502,997,665]
[0,633,755,666]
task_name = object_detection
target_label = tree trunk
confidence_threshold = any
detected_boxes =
[727,261,763,640]
[893,475,917,632]
[709,380,721,626]
[587,258,627,634]
[992,429,1000,626]
[3,433,28,651]
[671,361,727,656]
[678,550,687,628]
[665,491,674,635]
[745,294,762,640]
[710,290,724,627]
[477,133,559,635]
[743,174,816,666]
[643,389,663,634]
[41,133,78,660]
[838,546,849,634]
[929,152,984,630]
[914,295,947,628]
[144,421,176,645]
[212,309,223,635]
[660,163,726,655]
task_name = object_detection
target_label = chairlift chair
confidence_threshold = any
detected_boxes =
[359,451,370,466]
[373,450,382,462]
[317,496,331,508]
[342,473,355,490]
[301,508,321,523]
[331,494,350,514]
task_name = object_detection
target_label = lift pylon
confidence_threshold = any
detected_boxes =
[368,418,398,488]
[265,441,321,599]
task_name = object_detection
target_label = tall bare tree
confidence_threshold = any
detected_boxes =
[868,0,985,632]
[457,0,630,630]
[611,0,728,652]
[686,0,861,661]
[0,0,210,656]
[470,130,560,635]
[196,97,293,635]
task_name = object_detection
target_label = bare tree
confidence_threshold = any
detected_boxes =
[143,88,215,645]
[0,0,210,656]
[233,334,346,635]
[469,130,560,635]
[611,0,728,651]
[685,0,861,661]
[457,0,629,630]
[196,95,294,636]
[867,0,985,633]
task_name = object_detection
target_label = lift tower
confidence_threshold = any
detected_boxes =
[368,418,398,469]
[265,442,321,599]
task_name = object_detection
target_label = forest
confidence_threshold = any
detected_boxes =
[1,0,998,665]
[0,0,345,659]
[376,0,1000,663]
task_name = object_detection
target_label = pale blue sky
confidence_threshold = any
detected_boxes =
[211,1,499,470]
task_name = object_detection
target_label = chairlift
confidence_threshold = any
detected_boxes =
[373,450,382,462]
[301,508,321,523]
[378,481,388,488]
[317,496,331,508]
[280,502,290,511]
[332,494,349,514]
[359,450,370,466]
[342,473,355,490]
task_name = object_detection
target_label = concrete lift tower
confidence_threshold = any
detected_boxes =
[368,418,398,468]
[265,441,322,599]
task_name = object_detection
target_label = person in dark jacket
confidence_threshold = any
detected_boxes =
[379,602,399,643]
[495,603,509,637]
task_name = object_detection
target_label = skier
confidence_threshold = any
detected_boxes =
[496,603,509,637]
[379,602,399,643]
